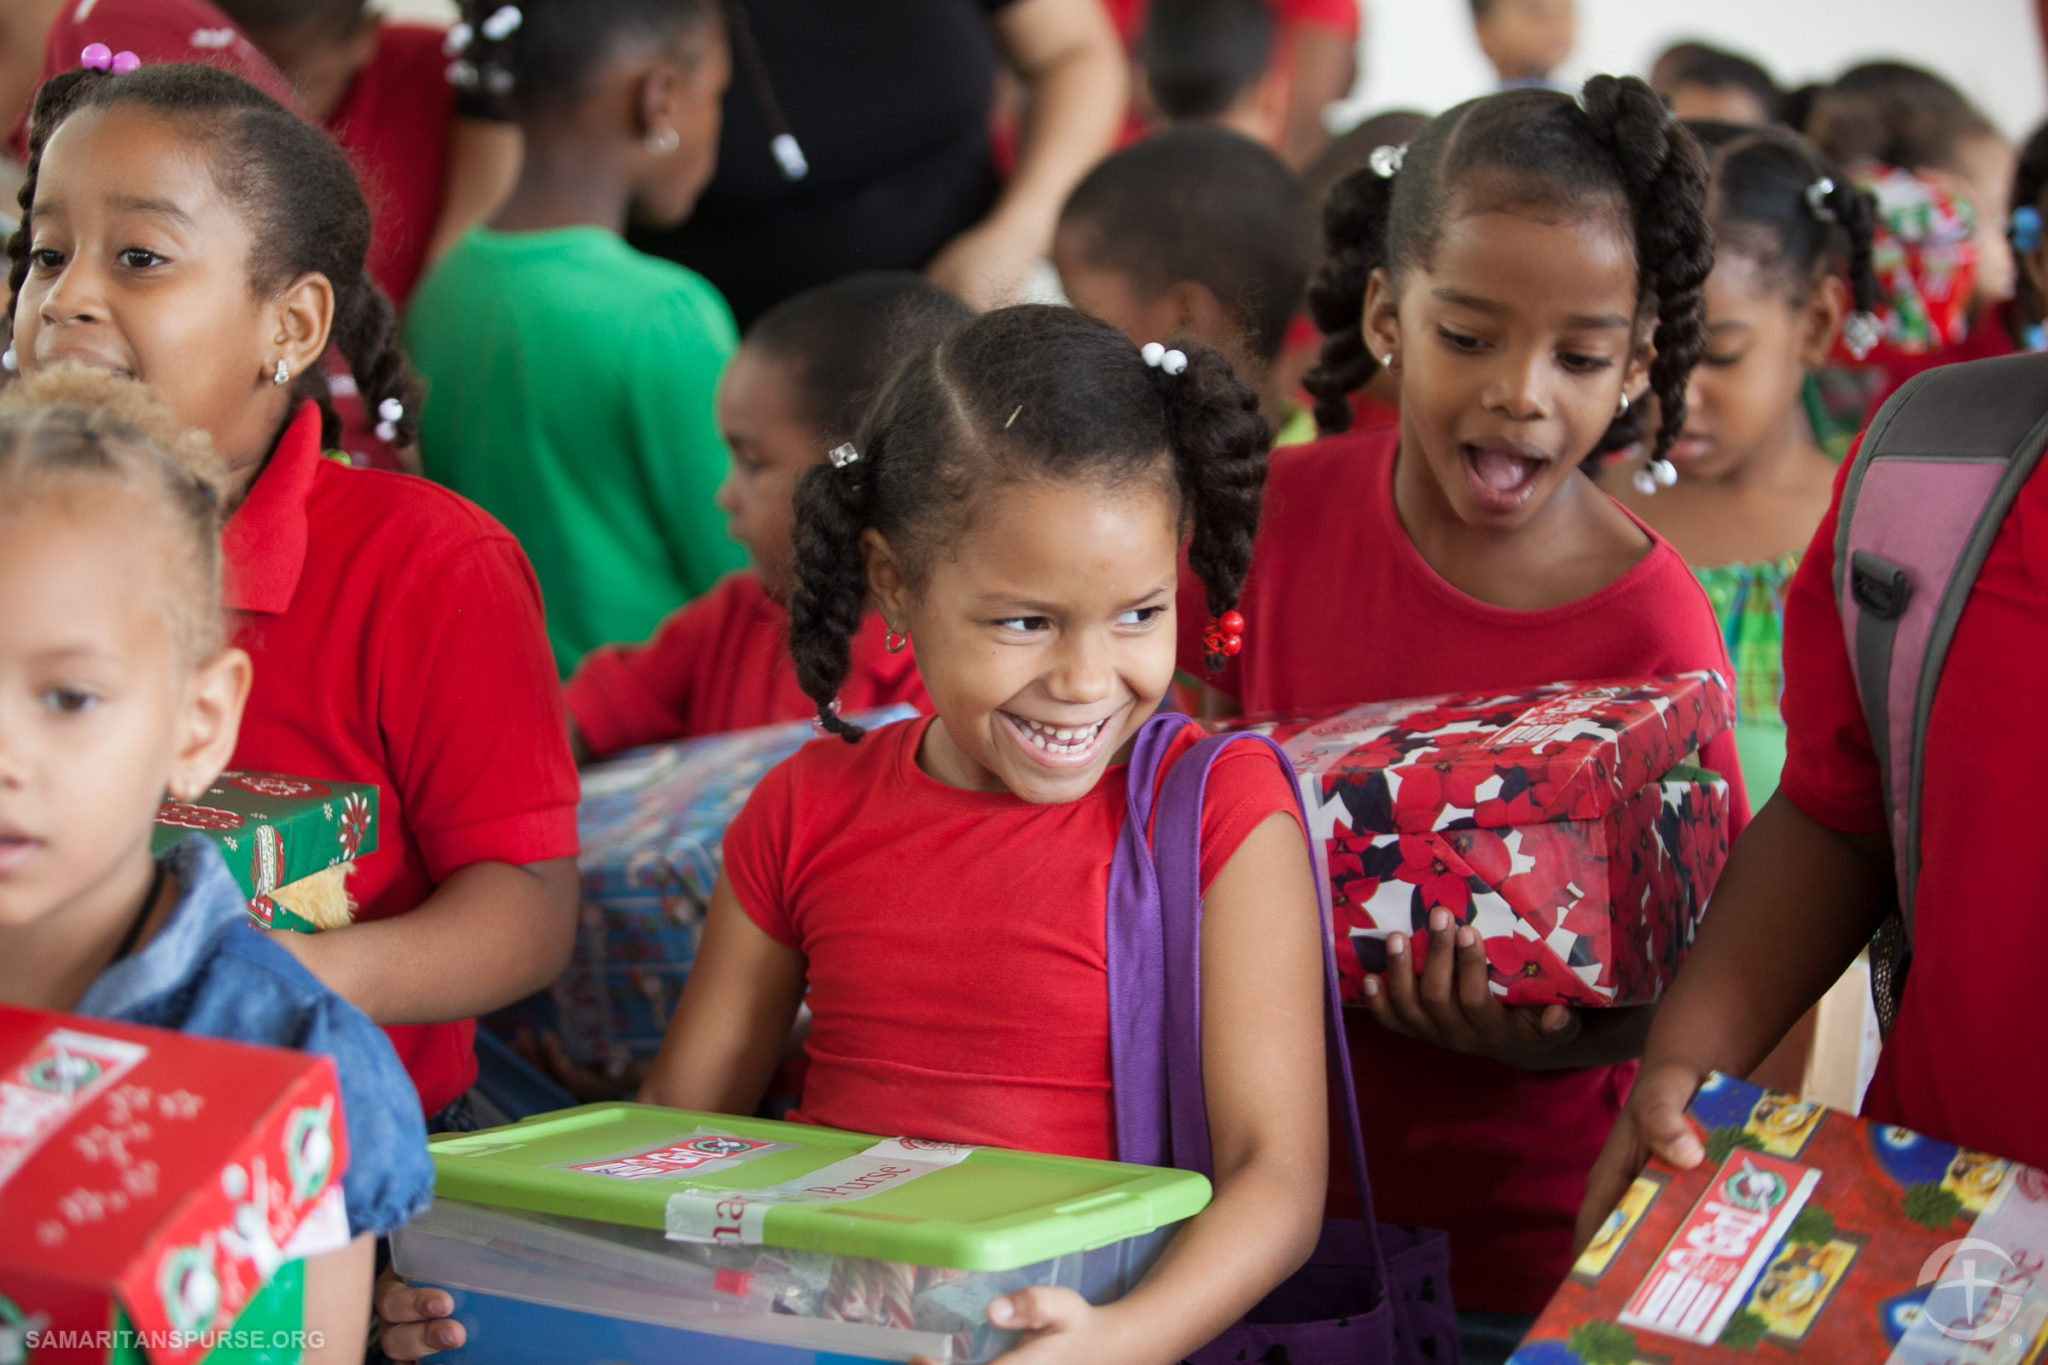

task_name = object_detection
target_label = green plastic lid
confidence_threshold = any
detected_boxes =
[426,1104,1211,1272]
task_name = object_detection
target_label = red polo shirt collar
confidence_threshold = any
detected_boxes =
[222,404,325,616]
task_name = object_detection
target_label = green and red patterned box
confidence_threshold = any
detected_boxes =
[0,1005,349,1364]
[149,774,376,932]
[1220,672,1734,1007]
[1511,1071,2048,1364]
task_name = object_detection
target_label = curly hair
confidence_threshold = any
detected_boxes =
[1302,74,1713,466]
[7,63,420,451]
[0,365,230,666]
[454,0,721,119]
[788,305,1271,740]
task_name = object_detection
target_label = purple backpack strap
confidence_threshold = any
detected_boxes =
[1108,714,1385,1270]
[1833,352,2048,1031]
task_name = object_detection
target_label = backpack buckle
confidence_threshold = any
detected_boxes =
[1851,552,1911,621]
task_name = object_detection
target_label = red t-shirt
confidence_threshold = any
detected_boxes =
[1779,440,2048,1170]
[224,405,581,1116]
[564,572,930,759]
[1104,0,1362,40]
[323,22,457,308]
[11,0,297,158]
[1186,425,1752,1313]
[722,716,1300,1158]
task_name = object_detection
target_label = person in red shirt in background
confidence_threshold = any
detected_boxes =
[1107,0,1358,168]
[207,0,522,308]
[8,63,579,1126]
[3,0,295,164]
[1188,78,1746,1365]
[564,271,968,761]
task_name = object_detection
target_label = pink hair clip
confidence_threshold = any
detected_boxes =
[81,44,142,74]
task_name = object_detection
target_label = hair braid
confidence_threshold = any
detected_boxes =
[6,71,103,346]
[330,267,421,448]
[1156,341,1269,617]
[1302,165,1396,435]
[788,455,875,742]
[1580,75,1712,464]
[1824,173,1880,317]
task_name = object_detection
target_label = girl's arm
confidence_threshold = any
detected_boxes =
[640,875,808,1114]
[303,1233,376,1365]
[277,857,578,1025]
[956,813,1328,1365]
[1577,793,1894,1248]
[423,118,521,270]
[926,0,1126,309]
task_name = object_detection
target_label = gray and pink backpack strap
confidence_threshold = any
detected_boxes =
[1833,351,2048,1032]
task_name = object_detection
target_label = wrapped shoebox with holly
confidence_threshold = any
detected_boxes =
[1510,1072,2048,1364]
[150,774,377,933]
[510,707,921,1070]
[1220,672,1733,1008]
[0,1005,350,1364]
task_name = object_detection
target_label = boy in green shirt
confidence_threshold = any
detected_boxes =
[405,0,742,674]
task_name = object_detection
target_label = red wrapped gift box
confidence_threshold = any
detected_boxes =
[0,1006,348,1364]
[1221,672,1734,1007]
[1511,1072,2048,1363]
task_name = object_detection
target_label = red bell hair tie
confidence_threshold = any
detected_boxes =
[1202,609,1245,673]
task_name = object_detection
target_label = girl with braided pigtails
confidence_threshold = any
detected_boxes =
[1180,76,1751,1360]
[8,63,581,1130]
[628,305,1329,1365]
[1603,121,1881,807]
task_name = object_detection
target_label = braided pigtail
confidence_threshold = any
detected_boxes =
[1153,340,1270,620]
[1822,167,1881,320]
[1303,162,1398,435]
[789,445,876,742]
[7,70,105,348]
[1580,74,1712,465]
[329,268,423,449]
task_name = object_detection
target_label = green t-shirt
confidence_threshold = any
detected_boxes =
[405,226,745,675]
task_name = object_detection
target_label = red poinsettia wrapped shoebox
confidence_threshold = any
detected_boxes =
[150,773,378,932]
[1510,1072,2048,1364]
[0,1005,348,1364]
[1220,672,1734,1007]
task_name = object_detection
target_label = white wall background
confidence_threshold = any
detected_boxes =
[1339,0,2046,141]
[381,0,2048,141]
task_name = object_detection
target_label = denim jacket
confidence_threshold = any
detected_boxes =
[77,836,436,1237]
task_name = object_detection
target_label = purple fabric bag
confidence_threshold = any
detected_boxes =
[1108,714,1457,1365]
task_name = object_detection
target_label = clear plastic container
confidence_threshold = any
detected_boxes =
[392,1197,1180,1364]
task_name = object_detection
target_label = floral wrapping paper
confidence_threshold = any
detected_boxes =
[1512,1073,2048,1364]
[1221,673,1734,1007]
[512,708,920,1068]
[148,774,377,933]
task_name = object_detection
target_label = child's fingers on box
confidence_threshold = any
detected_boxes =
[376,1319,466,1361]
[373,1271,449,1325]
[990,1285,1087,1331]
[1633,1064,1709,1167]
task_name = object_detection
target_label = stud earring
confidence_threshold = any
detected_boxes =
[1616,390,1632,418]
[644,126,679,157]
[272,358,290,387]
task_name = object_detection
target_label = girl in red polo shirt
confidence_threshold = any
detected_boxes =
[563,271,967,760]
[1200,78,1749,1360]
[628,307,1327,1365]
[7,61,581,1126]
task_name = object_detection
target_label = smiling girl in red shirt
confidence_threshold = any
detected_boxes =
[619,307,1326,1365]
[563,271,965,760]
[7,61,580,1124]
[1190,77,1751,1360]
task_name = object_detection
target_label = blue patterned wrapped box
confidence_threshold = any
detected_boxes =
[513,709,920,1071]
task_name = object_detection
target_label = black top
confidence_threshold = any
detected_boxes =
[630,0,1021,328]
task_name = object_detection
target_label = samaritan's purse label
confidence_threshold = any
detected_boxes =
[1618,1149,1820,1345]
